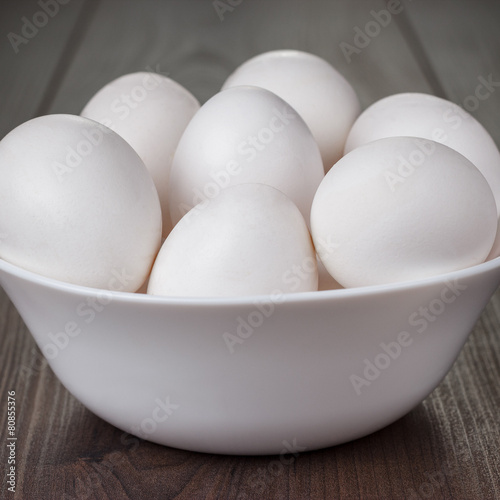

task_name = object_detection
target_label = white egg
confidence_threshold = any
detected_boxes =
[311,137,497,288]
[344,92,500,215]
[0,114,162,291]
[168,86,324,226]
[81,72,200,236]
[222,50,361,172]
[148,183,318,297]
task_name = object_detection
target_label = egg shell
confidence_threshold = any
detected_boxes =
[81,72,200,236]
[148,183,318,298]
[311,136,497,288]
[168,86,324,226]
[344,92,500,216]
[0,114,162,291]
[222,50,361,172]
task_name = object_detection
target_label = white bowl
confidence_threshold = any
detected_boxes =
[1,257,500,455]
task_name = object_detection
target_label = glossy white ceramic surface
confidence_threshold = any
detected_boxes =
[1,257,500,455]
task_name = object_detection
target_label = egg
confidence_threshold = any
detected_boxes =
[168,86,324,226]
[222,50,361,172]
[344,92,500,216]
[148,183,318,297]
[0,114,162,291]
[81,72,200,236]
[311,137,497,288]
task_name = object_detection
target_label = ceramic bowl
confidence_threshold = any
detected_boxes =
[1,256,500,455]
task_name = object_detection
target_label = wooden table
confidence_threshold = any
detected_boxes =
[1,1,500,498]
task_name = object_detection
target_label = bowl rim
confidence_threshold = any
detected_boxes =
[1,256,500,308]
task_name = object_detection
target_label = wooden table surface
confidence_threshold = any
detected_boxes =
[1,1,500,498]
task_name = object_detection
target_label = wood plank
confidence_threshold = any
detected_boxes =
[48,0,433,114]
[399,0,500,143]
[0,0,89,138]
[0,2,99,498]
[392,5,500,494]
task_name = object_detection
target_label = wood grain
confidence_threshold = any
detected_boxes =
[0,0,88,138]
[48,0,433,112]
[1,1,500,498]
[401,0,500,142]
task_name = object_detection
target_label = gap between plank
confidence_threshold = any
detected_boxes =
[390,1,448,99]
[34,0,101,117]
